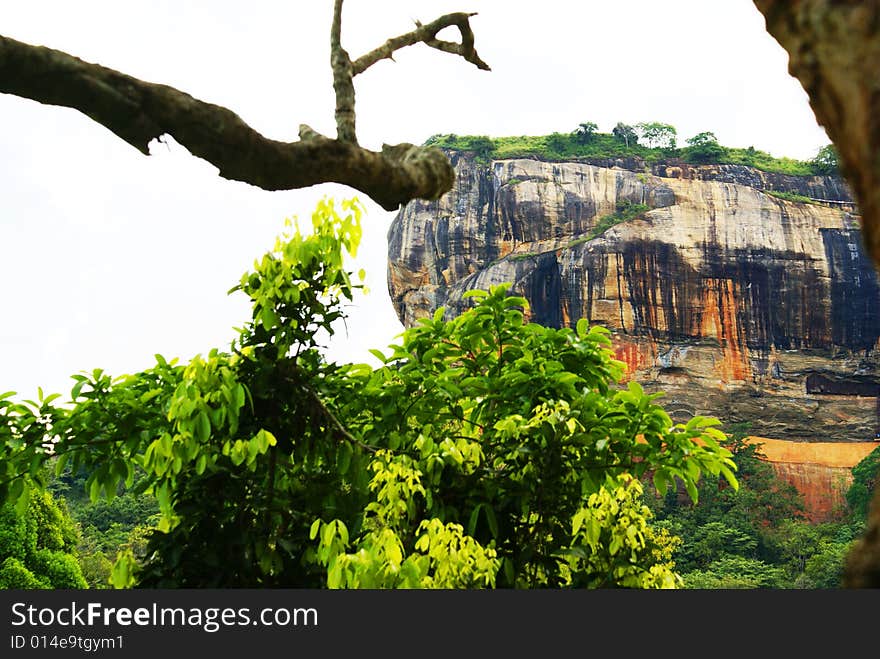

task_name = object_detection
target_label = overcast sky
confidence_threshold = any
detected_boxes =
[0,0,830,400]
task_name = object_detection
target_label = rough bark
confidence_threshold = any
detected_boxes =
[752,0,880,587]
[0,2,488,211]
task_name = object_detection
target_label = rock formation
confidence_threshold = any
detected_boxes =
[387,150,880,520]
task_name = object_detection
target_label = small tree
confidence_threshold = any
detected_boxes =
[573,122,599,145]
[685,131,726,163]
[612,122,639,148]
[635,122,678,150]
[811,144,840,175]
[847,446,880,524]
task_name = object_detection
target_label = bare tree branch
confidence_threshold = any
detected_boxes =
[331,0,357,144]
[0,0,491,212]
[351,12,491,76]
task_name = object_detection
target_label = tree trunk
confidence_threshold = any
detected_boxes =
[753,0,880,588]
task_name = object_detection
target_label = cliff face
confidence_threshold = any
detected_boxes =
[387,152,880,517]
[744,437,878,522]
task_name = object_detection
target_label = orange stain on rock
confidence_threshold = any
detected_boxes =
[701,278,748,382]
[745,436,878,522]
[613,338,656,380]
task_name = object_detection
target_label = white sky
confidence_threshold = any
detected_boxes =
[0,0,830,400]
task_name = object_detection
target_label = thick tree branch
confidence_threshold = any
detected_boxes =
[0,34,454,210]
[752,0,880,588]
[351,12,491,76]
[753,0,880,266]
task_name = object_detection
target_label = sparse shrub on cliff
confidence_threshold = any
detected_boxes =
[765,190,816,205]
[587,201,650,240]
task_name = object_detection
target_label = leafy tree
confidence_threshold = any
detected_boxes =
[810,144,840,175]
[612,122,639,148]
[573,122,599,144]
[635,122,677,150]
[646,430,804,533]
[644,427,822,586]
[684,131,726,163]
[764,520,858,588]
[803,540,851,589]
[682,521,758,571]
[848,446,880,525]
[1,198,737,588]
[0,489,87,589]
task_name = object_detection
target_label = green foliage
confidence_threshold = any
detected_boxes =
[0,489,87,589]
[71,490,158,589]
[646,426,864,588]
[423,128,818,176]
[810,144,840,175]
[762,520,857,588]
[612,122,639,148]
[424,134,494,162]
[681,521,758,571]
[565,476,682,588]
[319,284,735,588]
[765,190,816,205]
[635,122,677,150]
[583,201,649,241]
[683,131,726,164]
[509,252,537,261]
[573,121,598,144]
[846,445,880,523]
[723,147,815,176]
[1,197,739,588]
[312,451,500,588]
[683,556,786,589]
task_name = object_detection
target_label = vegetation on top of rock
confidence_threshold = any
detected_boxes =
[424,125,838,178]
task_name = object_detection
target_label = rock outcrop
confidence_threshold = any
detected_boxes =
[387,151,880,519]
[745,437,878,522]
